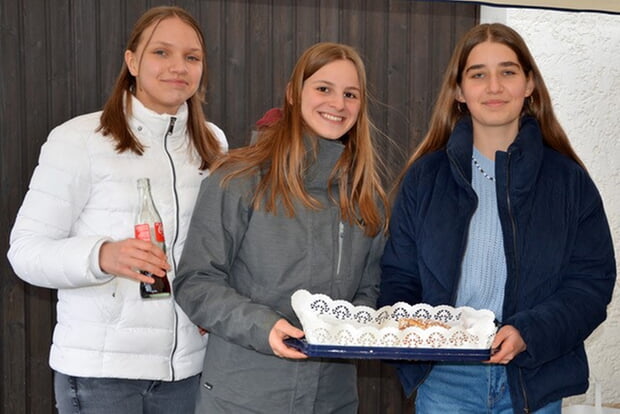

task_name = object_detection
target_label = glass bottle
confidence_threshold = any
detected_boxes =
[134,178,171,298]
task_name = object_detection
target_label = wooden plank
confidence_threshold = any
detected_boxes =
[410,1,433,156]
[271,1,295,112]
[1,0,29,410]
[24,2,64,412]
[295,0,319,55]
[48,0,73,125]
[386,0,413,175]
[73,0,101,114]
[247,1,273,141]
[319,0,340,41]
[223,1,249,148]
[96,0,125,106]
[340,0,364,48]
[200,0,226,132]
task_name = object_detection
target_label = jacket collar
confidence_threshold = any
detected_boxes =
[446,115,544,193]
[127,94,189,141]
[303,135,345,190]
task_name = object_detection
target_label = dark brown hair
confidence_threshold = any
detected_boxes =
[404,23,583,172]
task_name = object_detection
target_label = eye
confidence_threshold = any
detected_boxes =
[502,69,517,76]
[344,91,358,99]
[470,72,485,79]
[187,55,202,62]
[316,86,330,93]
[153,49,167,57]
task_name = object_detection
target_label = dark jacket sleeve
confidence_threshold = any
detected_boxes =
[378,168,424,308]
[508,172,616,369]
[173,173,282,355]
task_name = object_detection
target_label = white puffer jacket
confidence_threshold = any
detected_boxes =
[7,97,227,381]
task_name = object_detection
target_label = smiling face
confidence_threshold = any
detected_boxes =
[457,41,534,141]
[299,59,361,140]
[125,16,203,115]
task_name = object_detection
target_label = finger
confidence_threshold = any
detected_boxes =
[115,267,156,284]
[129,250,169,275]
[276,345,308,359]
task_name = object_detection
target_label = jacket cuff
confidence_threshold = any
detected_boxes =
[89,238,114,280]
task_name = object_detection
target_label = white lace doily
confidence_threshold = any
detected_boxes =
[291,289,497,349]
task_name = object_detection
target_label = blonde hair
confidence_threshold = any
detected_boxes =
[214,42,388,236]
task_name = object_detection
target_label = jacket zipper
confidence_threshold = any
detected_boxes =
[505,151,529,412]
[447,154,477,305]
[336,221,344,275]
[163,116,179,381]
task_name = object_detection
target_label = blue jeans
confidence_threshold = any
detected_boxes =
[415,363,561,414]
[54,371,200,414]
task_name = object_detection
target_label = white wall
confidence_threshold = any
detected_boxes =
[481,6,620,408]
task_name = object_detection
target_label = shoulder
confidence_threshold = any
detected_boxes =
[41,111,106,158]
[541,147,603,209]
[206,121,228,151]
[203,164,259,195]
[402,150,449,185]
[542,147,591,185]
[46,111,104,146]
[51,111,103,135]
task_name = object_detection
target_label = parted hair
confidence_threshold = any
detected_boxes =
[403,23,584,171]
[214,42,388,236]
[98,6,222,170]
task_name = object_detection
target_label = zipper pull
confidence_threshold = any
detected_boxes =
[167,117,177,136]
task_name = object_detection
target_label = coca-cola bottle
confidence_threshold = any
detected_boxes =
[134,178,171,298]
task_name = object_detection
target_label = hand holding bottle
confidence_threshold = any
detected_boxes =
[99,238,170,284]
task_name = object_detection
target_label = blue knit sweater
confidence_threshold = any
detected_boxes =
[456,146,507,321]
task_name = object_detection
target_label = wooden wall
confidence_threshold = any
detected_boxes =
[0,1,477,413]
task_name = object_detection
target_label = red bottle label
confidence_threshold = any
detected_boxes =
[134,223,151,241]
[154,222,165,242]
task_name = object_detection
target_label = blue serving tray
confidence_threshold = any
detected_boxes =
[284,338,492,361]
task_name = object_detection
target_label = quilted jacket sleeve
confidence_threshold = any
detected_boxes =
[508,172,616,368]
[173,172,282,355]
[7,122,112,289]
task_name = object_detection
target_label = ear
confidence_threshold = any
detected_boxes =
[525,73,535,97]
[286,82,294,105]
[455,86,466,103]
[125,50,139,77]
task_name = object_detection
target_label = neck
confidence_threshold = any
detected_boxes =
[473,124,519,160]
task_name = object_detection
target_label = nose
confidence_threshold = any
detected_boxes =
[169,56,188,74]
[329,93,345,110]
[487,74,503,93]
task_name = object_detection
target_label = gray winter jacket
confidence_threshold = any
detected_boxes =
[174,137,385,413]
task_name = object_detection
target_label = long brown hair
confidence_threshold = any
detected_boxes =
[403,23,584,174]
[215,42,388,236]
[98,6,222,169]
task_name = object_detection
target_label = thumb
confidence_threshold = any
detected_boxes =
[278,322,304,339]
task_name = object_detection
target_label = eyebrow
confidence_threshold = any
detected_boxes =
[310,79,361,91]
[465,61,521,73]
[149,40,202,53]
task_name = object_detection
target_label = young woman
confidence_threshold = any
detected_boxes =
[174,42,389,413]
[7,6,227,413]
[378,23,616,413]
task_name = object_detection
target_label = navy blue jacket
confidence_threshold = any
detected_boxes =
[378,116,616,413]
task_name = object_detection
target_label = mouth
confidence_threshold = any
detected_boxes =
[163,79,188,87]
[483,100,507,107]
[320,112,344,122]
